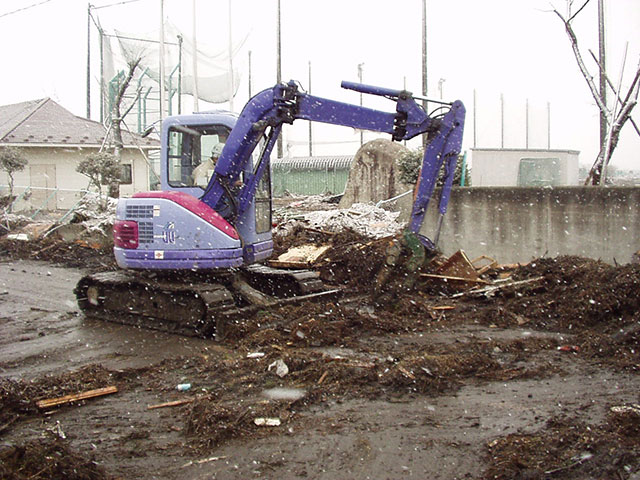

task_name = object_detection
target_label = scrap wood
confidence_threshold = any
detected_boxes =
[302,226,337,235]
[182,456,227,468]
[317,370,329,385]
[436,250,481,281]
[36,385,118,409]
[268,244,331,268]
[31,242,59,257]
[397,365,415,380]
[451,276,545,299]
[324,357,375,368]
[422,273,490,285]
[470,255,498,275]
[147,398,194,410]
[429,305,455,311]
[74,239,103,249]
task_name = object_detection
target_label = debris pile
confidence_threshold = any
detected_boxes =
[0,193,117,268]
[0,438,111,480]
[485,413,640,480]
[275,202,404,240]
[0,364,121,424]
[487,256,640,331]
[66,192,117,238]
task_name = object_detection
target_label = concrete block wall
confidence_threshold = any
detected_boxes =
[393,186,640,265]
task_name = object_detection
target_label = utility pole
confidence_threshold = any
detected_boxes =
[227,0,234,112]
[177,34,183,114]
[99,23,104,123]
[525,98,529,149]
[248,50,252,98]
[159,0,166,122]
[276,0,283,158]
[500,93,504,148]
[421,0,428,148]
[358,62,364,147]
[473,89,477,148]
[547,101,551,149]
[597,0,607,152]
[86,3,91,119]
[308,60,313,156]
[191,0,199,112]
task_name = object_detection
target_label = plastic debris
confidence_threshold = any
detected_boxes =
[176,383,192,391]
[557,345,580,353]
[268,359,289,377]
[254,417,281,427]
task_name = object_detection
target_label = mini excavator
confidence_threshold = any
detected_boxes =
[75,80,465,337]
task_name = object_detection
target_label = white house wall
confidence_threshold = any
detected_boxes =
[1,147,152,211]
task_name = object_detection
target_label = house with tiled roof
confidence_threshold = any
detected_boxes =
[0,98,159,211]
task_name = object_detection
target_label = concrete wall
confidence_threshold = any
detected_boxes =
[471,149,580,186]
[393,186,640,265]
[0,147,151,211]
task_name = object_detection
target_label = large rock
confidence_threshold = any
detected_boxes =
[339,139,413,208]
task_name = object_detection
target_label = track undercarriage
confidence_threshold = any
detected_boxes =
[74,266,338,339]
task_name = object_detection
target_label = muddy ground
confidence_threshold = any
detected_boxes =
[0,227,639,479]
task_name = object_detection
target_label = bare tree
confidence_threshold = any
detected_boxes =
[106,58,142,197]
[552,0,640,185]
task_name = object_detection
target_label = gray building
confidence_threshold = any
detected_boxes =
[471,148,580,187]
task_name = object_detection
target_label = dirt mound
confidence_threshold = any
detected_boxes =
[0,364,123,425]
[185,396,294,451]
[0,438,111,480]
[484,410,640,479]
[273,225,389,289]
[0,237,116,270]
[475,256,640,332]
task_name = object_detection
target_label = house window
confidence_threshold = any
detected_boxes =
[120,164,132,184]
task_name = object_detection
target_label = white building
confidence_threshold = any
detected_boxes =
[0,98,159,211]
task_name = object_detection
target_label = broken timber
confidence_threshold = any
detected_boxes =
[36,386,118,409]
[147,399,194,410]
[451,276,545,299]
[268,244,330,269]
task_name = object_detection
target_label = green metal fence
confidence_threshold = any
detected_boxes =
[271,156,353,197]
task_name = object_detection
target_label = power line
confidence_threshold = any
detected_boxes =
[0,0,53,19]
[91,0,148,11]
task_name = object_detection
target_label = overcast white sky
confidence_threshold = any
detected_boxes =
[1,0,639,169]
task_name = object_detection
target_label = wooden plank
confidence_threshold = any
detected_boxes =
[270,245,330,268]
[268,260,312,269]
[421,273,489,285]
[36,386,118,409]
[452,276,544,299]
[147,399,194,410]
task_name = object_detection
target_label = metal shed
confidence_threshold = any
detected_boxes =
[271,156,353,196]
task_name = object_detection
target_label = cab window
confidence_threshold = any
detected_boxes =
[167,125,230,188]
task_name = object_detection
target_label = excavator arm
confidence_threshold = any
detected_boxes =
[201,80,465,248]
